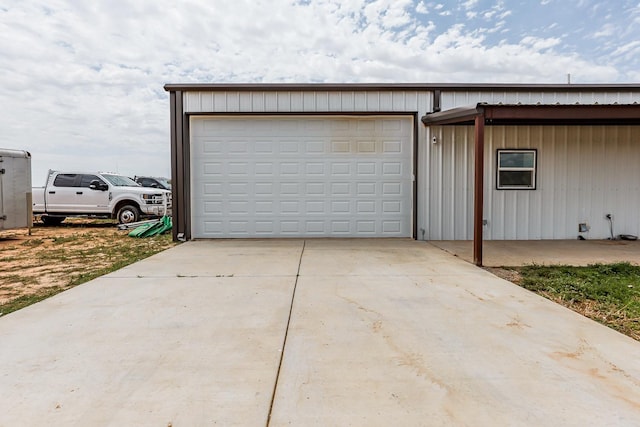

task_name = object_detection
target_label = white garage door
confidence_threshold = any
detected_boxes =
[190,116,413,238]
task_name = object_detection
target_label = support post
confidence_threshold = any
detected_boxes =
[473,114,485,266]
[169,90,184,242]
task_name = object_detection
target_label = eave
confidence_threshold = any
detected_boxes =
[421,103,640,126]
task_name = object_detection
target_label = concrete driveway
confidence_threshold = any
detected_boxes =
[1,239,639,426]
[432,239,640,266]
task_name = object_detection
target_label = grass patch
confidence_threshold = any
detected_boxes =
[21,238,44,247]
[0,288,65,315]
[1,275,39,286]
[51,235,85,245]
[516,262,640,340]
[0,229,177,317]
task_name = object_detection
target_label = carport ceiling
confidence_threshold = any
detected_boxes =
[421,103,640,126]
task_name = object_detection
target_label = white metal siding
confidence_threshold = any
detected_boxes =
[184,90,433,239]
[190,116,414,238]
[441,91,640,110]
[183,90,429,114]
[182,88,640,241]
[429,125,640,240]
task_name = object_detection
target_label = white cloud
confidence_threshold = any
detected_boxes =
[593,22,615,38]
[0,0,632,181]
[630,2,640,24]
[482,1,510,21]
[462,0,479,9]
[416,1,428,14]
[611,40,640,62]
[520,36,561,51]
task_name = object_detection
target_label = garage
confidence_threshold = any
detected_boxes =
[189,115,414,238]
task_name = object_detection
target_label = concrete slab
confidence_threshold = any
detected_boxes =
[108,239,304,277]
[270,239,640,426]
[431,239,640,267]
[2,239,640,426]
[0,243,301,426]
[299,239,483,277]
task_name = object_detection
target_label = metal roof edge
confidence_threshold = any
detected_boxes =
[164,82,640,92]
[421,104,481,125]
[421,102,640,125]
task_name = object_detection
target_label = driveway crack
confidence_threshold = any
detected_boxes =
[266,239,305,426]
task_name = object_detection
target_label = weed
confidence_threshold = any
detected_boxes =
[0,275,39,286]
[0,287,64,315]
[51,235,83,245]
[21,239,44,247]
[517,262,640,340]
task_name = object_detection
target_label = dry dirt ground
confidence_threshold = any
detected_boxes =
[0,218,176,310]
[485,267,522,284]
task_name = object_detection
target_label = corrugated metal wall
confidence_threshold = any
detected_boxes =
[182,90,433,239]
[441,91,639,109]
[429,125,640,240]
[183,91,431,115]
[181,88,640,241]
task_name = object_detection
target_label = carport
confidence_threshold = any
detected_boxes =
[421,103,640,266]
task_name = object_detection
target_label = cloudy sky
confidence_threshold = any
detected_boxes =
[1,0,639,182]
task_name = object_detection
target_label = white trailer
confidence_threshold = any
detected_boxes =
[0,149,32,231]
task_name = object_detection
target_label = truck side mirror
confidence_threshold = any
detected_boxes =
[89,180,108,191]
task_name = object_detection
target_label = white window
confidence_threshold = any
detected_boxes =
[497,149,536,190]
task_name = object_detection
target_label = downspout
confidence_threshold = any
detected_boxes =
[473,112,485,266]
[432,90,441,112]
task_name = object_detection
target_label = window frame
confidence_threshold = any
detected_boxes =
[496,149,537,190]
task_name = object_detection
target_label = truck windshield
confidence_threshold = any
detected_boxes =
[157,178,171,189]
[103,174,140,187]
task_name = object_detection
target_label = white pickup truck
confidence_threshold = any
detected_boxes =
[32,171,171,225]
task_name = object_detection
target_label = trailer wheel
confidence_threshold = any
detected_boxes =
[116,205,140,224]
[41,215,65,226]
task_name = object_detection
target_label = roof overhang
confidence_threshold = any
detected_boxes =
[164,83,640,92]
[421,103,640,126]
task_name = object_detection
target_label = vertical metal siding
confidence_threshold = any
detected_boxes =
[177,87,640,242]
[431,125,640,240]
[427,126,474,240]
[182,89,433,239]
[184,90,430,114]
[441,91,640,110]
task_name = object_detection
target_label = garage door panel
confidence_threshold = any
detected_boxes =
[303,141,324,154]
[383,162,403,175]
[191,116,412,238]
[255,182,274,195]
[255,141,275,154]
[331,162,351,175]
[357,141,376,153]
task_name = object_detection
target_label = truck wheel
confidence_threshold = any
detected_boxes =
[117,205,140,224]
[41,215,65,226]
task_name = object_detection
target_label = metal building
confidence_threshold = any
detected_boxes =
[164,83,640,264]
